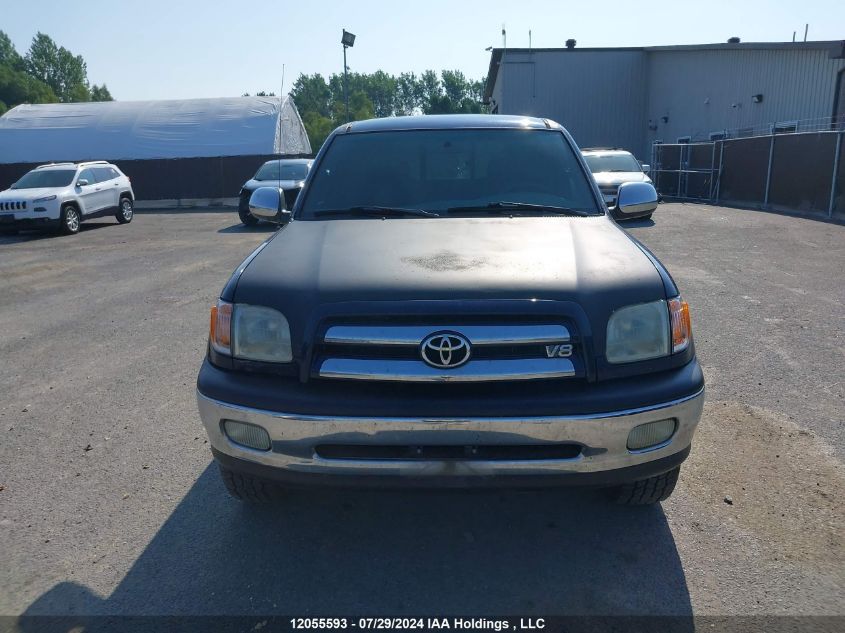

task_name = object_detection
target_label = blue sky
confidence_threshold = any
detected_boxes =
[2,0,843,101]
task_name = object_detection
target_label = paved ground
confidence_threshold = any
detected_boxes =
[0,204,842,619]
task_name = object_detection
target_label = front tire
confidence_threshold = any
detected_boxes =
[612,466,680,505]
[60,205,81,235]
[218,464,280,502]
[116,197,134,224]
[238,207,259,227]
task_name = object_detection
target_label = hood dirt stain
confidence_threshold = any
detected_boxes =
[402,250,488,272]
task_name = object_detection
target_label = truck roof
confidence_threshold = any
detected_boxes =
[337,114,558,134]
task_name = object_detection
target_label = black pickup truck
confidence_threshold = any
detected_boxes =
[197,115,703,505]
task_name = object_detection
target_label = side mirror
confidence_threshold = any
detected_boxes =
[76,179,89,187]
[249,187,291,224]
[615,182,658,217]
[640,163,650,173]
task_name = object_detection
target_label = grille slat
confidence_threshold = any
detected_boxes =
[324,324,569,346]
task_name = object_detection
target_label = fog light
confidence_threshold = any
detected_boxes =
[627,419,676,451]
[223,420,271,451]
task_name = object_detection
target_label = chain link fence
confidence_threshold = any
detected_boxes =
[651,124,844,220]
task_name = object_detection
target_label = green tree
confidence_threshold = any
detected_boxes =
[289,69,487,150]
[418,70,442,114]
[0,31,24,70]
[291,73,332,118]
[441,69,469,105]
[0,63,59,111]
[395,71,422,116]
[0,29,113,110]
[363,70,396,118]
[301,111,335,151]
[25,32,90,102]
[90,83,113,101]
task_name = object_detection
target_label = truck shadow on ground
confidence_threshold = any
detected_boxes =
[217,223,279,234]
[617,217,656,229]
[20,464,692,624]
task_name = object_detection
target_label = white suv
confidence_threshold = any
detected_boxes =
[0,161,135,235]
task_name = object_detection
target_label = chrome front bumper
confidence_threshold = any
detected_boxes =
[197,388,704,480]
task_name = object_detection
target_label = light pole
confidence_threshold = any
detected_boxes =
[341,29,356,122]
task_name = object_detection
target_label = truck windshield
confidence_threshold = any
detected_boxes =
[298,129,602,218]
[255,162,309,181]
[583,153,641,173]
[11,169,76,189]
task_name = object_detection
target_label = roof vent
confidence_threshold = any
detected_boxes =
[565,39,576,49]
[727,37,741,44]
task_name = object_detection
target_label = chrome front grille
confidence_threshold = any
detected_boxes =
[314,323,580,382]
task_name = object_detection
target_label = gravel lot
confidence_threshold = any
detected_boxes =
[0,204,842,620]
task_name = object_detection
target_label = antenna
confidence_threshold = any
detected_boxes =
[278,63,285,156]
[529,30,532,50]
[792,31,796,42]
[501,24,507,113]
[803,24,808,41]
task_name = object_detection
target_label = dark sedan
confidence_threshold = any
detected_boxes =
[238,158,312,226]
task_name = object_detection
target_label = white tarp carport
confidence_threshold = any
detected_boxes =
[0,95,311,164]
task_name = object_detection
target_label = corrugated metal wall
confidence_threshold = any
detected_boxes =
[492,50,649,159]
[492,45,845,160]
[646,48,845,153]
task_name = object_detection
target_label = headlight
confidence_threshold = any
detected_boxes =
[606,299,670,364]
[606,296,692,363]
[210,300,292,363]
[34,195,57,202]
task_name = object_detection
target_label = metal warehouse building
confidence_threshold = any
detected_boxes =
[484,40,845,160]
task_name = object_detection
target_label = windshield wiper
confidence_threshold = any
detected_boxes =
[446,202,592,217]
[313,206,440,218]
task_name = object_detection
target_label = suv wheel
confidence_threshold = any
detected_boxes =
[116,197,134,224]
[238,207,259,227]
[218,464,280,502]
[612,466,680,505]
[60,205,81,235]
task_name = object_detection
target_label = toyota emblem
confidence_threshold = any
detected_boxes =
[420,332,471,369]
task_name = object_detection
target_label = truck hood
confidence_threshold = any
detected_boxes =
[233,215,665,327]
[591,172,650,187]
